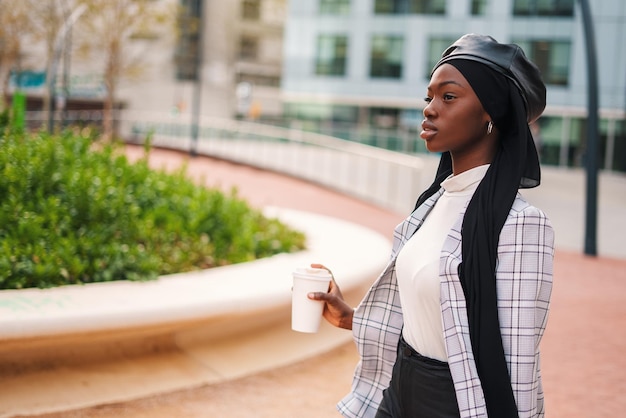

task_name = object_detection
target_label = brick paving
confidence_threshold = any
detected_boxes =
[24,145,626,418]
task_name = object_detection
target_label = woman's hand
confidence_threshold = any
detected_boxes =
[307,263,354,330]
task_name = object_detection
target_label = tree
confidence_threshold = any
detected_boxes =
[0,0,80,117]
[76,0,176,140]
[0,0,32,109]
[29,0,76,120]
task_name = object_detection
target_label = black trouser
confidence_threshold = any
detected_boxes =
[375,336,460,418]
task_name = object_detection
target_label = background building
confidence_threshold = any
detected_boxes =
[119,0,286,120]
[7,0,625,172]
[281,0,626,172]
[7,0,286,122]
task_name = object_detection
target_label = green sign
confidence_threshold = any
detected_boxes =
[12,91,26,130]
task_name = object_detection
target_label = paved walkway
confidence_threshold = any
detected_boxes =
[16,146,626,417]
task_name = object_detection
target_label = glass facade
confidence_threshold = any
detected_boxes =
[513,39,571,85]
[283,0,626,172]
[512,0,575,17]
[533,115,626,172]
[609,119,626,172]
[370,35,404,78]
[471,0,488,15]
[315,35,348,76]
[426,36,459,75]
[374,0,446,14]
[319,0,351,15]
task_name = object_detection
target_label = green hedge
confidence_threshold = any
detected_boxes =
[0,128,306,289]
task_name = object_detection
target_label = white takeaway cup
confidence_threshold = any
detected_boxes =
[291,267,332,333]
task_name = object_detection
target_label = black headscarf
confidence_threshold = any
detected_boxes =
[413,57,543,417]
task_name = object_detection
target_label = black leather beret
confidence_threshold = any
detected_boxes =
[432,34,546,123]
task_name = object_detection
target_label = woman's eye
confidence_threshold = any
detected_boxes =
[443,94,455,100]
[424,97,432,103]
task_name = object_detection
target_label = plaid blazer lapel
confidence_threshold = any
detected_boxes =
[391,188,444,259]
[340,188,446,418]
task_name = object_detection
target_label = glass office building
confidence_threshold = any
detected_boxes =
[282,0,626,172]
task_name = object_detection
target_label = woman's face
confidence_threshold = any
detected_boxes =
[421,63,495,169]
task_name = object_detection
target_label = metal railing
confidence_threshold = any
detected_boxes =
[121,111,438,215]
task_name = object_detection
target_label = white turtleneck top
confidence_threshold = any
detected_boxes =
[395,164,489,362]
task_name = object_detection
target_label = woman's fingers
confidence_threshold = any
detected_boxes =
[310,263,333,277]
[307,291,326,300]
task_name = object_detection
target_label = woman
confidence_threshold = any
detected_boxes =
[309,34,554,418]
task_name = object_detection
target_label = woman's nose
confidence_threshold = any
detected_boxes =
[423,102,435,118]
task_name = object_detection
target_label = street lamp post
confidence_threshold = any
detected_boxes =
[60,0,73,128]
[190,0,204,157]
[578,0,599,256]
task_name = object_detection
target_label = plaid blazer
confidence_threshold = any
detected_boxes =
[337,189,554,418]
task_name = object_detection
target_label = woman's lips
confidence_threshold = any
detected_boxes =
[420,120,437,140]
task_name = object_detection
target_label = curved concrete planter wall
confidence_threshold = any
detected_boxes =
[0,208,391,417]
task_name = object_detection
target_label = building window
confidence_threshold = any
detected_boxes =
[320,0,351,14]
[242,0,261,20]
[512,0,574,17]
[237,73,280,88]
[315,35,348,76]
[239,36,258,61]
[284,103,358,123]
[426,36,458,75]
[471,0,488,15]
[370,35,404,79]
[370,107,400,128]
[374,0,446,14]
[610,119,626,172]
[513,39,571,85]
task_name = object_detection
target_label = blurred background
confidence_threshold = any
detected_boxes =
[1,1,625,417]
[2,0,625,173]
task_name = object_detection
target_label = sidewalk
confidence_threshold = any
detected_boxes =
[12,145,626,417]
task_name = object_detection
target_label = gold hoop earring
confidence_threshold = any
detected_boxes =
[487,121,493,135]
